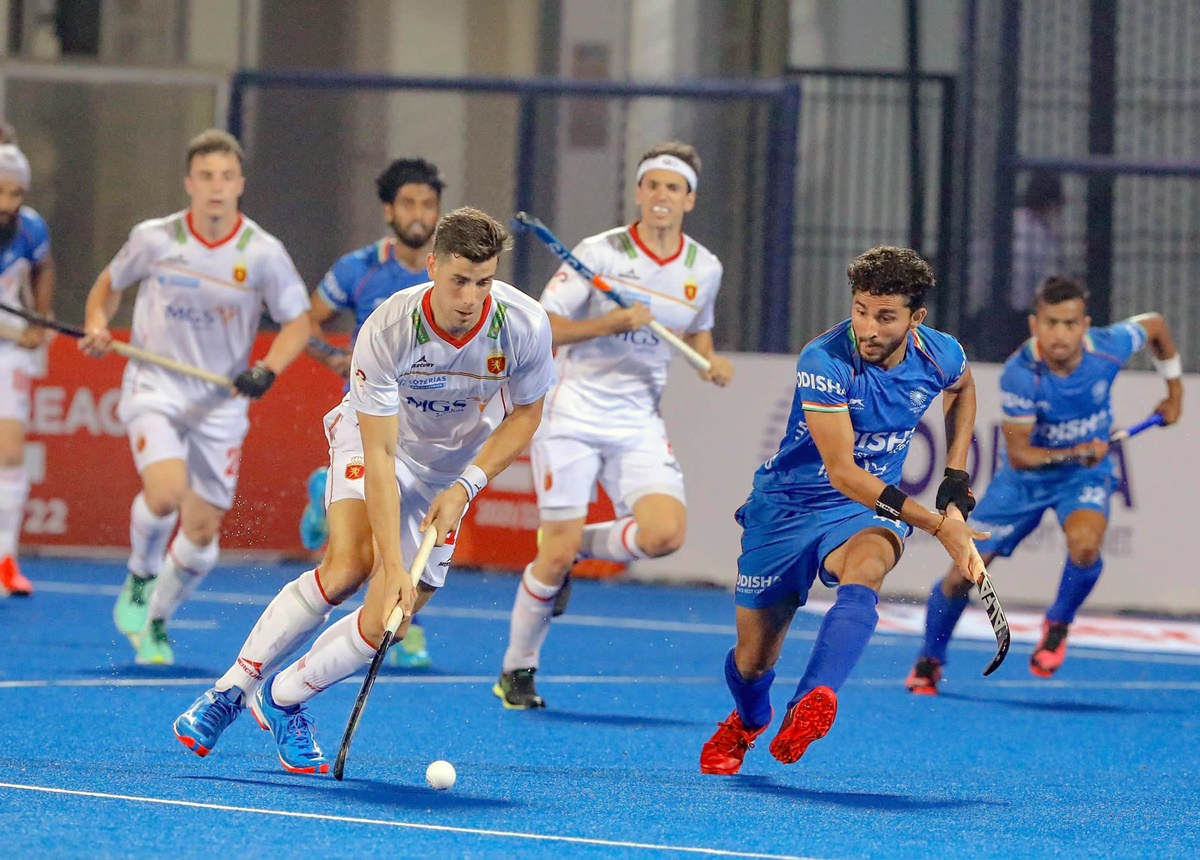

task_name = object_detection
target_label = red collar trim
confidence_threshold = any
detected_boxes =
[421,288,492,349]
[187,211,244,249]
[629,222,684,266]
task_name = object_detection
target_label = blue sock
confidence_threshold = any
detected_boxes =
[724,648,774,730]
[921,580,970,664]
[790,584,879,708]
[1046,557,1103,624]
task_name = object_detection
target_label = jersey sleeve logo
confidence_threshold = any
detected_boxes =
[487,353,507,375]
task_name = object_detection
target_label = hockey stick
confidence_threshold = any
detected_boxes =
[948,506,1010,676]
[333,526,439,781]
[511,212,713,373]
[307,336,348,359]
[1110,411,1165,442]
[0,302,232,388]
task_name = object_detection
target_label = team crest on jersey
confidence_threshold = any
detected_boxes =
[233,261,247,283]
[544,471,553,491]
[354,367,366,394]
[135,434,147,454]
[684,281,698,301]
[487,353,506,375]
[345,456,365,481]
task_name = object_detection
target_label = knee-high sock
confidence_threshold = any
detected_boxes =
[578,516,642,563]
[1046,557,1103,625]
[215,569,334,699]
[146,532,218,622]
[501,564,560,672]
[724,649,774,731]
[0,465,28,559]
[127,493,178,579]
[271,608,377,707]
[921,580,971,664]
[790,584,879,708]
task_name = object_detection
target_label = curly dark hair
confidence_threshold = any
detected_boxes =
[376,158,444,204]
[1035,275,1087,307]
[847,246,936,311]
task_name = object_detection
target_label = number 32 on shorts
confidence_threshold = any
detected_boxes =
[1078,485,1106,507]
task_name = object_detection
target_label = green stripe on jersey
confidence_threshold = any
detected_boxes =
[173,218,187,245]
[487,300,508,340]
[619,233,637,259]
[684,243,697,268]
[236,227,254,251]
[412,309,430,344]
[803,403,849,413]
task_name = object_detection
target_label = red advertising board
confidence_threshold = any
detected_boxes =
[24,333,622,577]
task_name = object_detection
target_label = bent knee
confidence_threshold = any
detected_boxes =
[1068,542,1103,568]
[637,525,685,558]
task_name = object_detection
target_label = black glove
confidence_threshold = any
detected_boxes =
[233,364,277,399]
[935,467,975,518]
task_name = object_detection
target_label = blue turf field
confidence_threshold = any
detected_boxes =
[2,558,1197,859]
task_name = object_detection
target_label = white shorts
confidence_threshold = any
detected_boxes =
[122,405,249,510]
[530,416,685,520]
[0,346,34,423]
[323,410,462,589]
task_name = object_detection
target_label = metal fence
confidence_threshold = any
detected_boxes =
[970,0,1200,365]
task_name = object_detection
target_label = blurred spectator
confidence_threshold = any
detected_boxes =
[0,123,17,145]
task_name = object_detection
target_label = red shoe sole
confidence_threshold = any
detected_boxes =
[770,687,838,764]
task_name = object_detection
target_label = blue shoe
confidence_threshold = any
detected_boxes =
[386,619,432,669]
[173,687,244,758]
[299,468,329,551]
[250,675,330,774]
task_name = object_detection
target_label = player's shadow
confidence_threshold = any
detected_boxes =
[937,691,1166,715]
[178,772,517,810]
[729,775,1003,811]
[532,709,706,729]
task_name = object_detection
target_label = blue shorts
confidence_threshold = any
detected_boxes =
[972,465,1114,557]
[734,493,912,610]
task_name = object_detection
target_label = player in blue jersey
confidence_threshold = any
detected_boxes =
[700,246,989,775]
[299,157,443,669]
[0,143,55,597]
[906,276,1183,692]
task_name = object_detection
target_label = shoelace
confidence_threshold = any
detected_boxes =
[196,692,239,733]
[148,620,169,645]
[130,578,151,605]
[713,717,753,751]
[1041,624,1068,652]
[286,710,321,758]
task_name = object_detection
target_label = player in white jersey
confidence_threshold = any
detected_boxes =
[172,207,555,773]
[495,141,735,708]
[0,142,55,597]
[78,130,312,664]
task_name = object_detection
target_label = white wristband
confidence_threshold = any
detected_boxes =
[1153,354,1183,381]
[454,464,488,502]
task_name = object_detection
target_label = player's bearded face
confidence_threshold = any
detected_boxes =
[635,170,695,232]
[1031,299,1088,364]
[428,252,499,336]
[388,184,440,250]
[184,152,244,222]
[851,293,924,366]
[0,181,22,245]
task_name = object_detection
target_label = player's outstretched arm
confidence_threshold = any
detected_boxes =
[546,306,653,347]
[1135,312,1184,425]
[682,330,733,386]
[19,252,55,350]
[305,292,351,376]
[232,313,310,399]
[806,408,990,582]
[1002,421,1108,469]
[78,267,122,356]
[357,410,415,631]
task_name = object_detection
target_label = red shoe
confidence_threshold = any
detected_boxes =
[0,557,32,596]
[769,686,837,764]
[1030,620,1070,678]
[700,709,771,775]
[905,657,943,695]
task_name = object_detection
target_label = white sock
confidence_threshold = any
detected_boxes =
[271,607,377,707]
[146,532,219,623]
[501,564,560,672]
[578,516,642,563]
[0,465,28,559]
[215,569,334,699]
[128,493,178,579]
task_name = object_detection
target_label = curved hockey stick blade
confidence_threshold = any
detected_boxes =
[976,569,1011,676]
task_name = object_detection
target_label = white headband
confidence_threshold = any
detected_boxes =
[0,145,30,189]
[635,154,697,192]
